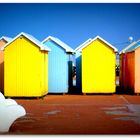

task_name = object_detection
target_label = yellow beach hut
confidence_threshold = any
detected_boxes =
[2,32,50,97]
[75,36,118,95]
[0,36,12,93]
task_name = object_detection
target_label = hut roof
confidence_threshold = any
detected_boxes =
[0,36,12,42]
[119,41,137,54]
[42,36,74,53]
[1,32,51,51]
[75,36,118,52]
[125,40,140,52]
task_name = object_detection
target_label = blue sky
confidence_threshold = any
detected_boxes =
[0,3,140,51]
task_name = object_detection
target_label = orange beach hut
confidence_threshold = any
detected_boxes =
[119,40,140,95]
[0,36,12,92]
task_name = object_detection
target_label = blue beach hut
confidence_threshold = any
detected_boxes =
[42,36,74,94]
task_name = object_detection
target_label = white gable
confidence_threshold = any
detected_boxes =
[42,36,74,53]
[1,32,51,51]
[75,35,118,52]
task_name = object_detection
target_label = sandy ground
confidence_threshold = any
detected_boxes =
[5,94,140,135]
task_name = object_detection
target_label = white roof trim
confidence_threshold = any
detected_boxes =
[42,36,74,53]
[75,35,118,52]
[1,32,51,51]
[0,36,12,43]
[75,38,92,52]
[119,40,140,54]
[133,41,140,51]
[119,41,137,54]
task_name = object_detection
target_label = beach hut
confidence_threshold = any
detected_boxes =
[2,32,50,97]
[119,40,140,95]
[0,36,12,93]
[42,36,74,94]
[119,41,136,91]
[75,36,118,95]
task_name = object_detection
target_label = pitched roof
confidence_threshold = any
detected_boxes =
[125,40,140,52]
[133,40,140,50]
[42,36,74,53]
[119,39,140,54]
[119,41,137,54]
[0,36,12,42]
[74,35,118,52]
[1,32,51,51]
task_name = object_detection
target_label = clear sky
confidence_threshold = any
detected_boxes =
[0,3,140,51]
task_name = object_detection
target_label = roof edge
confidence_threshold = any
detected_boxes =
[74,38,92,52]
[0,36,12,43]
[75,35,118,52]
[1,32,51,51]
[119,41,137,54]
[42,36,74,53]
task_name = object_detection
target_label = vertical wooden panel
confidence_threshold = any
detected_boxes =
[4,37,48,97]
[126,52,135,92]
[43,41,68,93]
[75,52,82,92]
[135,47,140,93]
[82,39,116,93]
[0,40,6,93]
[44,52,48,94]
[119,53,123,90]
[120,53,129,91]
[68,60,73,92]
